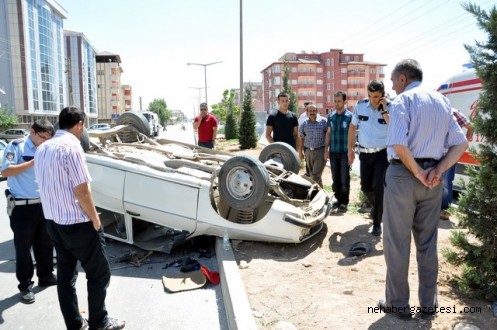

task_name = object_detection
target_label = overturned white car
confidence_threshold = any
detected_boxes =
[85,113,331,253]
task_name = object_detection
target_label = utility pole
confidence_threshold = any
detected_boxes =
[239,0,244,111]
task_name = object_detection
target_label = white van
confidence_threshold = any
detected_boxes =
[437,67,482,191]
[142,111,160,137]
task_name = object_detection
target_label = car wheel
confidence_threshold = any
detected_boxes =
[54,122,90,152]
[258,142,300,174]
[218,156,269,210]
[116,111,152,137]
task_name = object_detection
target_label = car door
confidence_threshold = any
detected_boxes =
[123,172,197,234]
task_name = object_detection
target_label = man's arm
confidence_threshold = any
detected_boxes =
[347,124,357,165]
[464,123,474,142]
[193,117,201,130]
[324,127,331,161]
[429,141,469,185]
[74,182,101,231]
[265,126,274,144]
[212,126,217,142]
[1,159,34,177]
[293,126,298,144]
[297,135,304,161]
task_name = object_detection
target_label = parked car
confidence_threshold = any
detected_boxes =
[0,128,29,142]
[88,123,111,131]
[85,116,331,253]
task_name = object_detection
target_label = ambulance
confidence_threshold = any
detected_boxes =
[436,65,482,192]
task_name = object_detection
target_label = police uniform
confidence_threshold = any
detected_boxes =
[351,99,391,234]
[1,137,55,296]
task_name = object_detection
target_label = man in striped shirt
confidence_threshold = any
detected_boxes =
[35,107,125,330]
[380,59,468,321]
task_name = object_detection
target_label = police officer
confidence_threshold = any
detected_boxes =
[348,80,391,236]
[1,119,56,304]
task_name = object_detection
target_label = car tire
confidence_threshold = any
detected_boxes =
[258,142,300,174]
[54,122,90,152]
[218,156,269,210]
[116,111,152,137]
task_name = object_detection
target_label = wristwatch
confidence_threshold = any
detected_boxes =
[380,110,388,115]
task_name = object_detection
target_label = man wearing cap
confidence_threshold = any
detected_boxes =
[298,103,327,187]
[1,119,56,304]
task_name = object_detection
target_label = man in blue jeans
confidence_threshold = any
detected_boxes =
[440,108,473,220]
[325,91,353,212]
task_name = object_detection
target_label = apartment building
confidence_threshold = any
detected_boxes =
[96,51,124,123]
[262,49,386,116]
[0,0,68,125]
[64,30,98,126]
[122,84,132,112]
[231,82,264,113]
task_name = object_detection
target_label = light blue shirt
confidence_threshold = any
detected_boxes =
[1,137,40,198]
[386,81,467,160]
[351,99,390,148]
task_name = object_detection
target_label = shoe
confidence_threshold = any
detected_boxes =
[79,318,89,330]
[371,226,382,236]
[418,310,436,320]
[337,204,347,213]
[378,299,412,321]
[20,290,35,304]
[97,318,126,330]
[39,274,57,287]
[440,209,450,220]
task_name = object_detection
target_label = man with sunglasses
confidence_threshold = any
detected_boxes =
[1,119,56,304]
[193,102,218,149]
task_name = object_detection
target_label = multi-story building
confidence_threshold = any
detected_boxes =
[96,51,124,123]
[261,49,386,116]
[64,30,98,126]
[121,84,132,112]
[0,0,68,126]
[231,82,264,113]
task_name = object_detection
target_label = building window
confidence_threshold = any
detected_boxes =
[325,59,330,66]
[317,80,323,85]
[273,65,280,73]
[345,55,350,62]
[317,91,323,97]
[291,79,297,85]
[291,67,297,72]
[341,80,347,86]
[370,68,376,74]
[326,95,331,103]
[273,76,281,85]
[355,55,359,61]
[341,68,347,73]
[326,83,331,91]
[317,67,323,73]
[326,71,331,79]
[317,103,323,109]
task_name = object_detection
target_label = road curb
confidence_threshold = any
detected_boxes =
[216,237,257,330]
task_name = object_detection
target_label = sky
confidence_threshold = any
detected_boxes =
[62,0,492,118]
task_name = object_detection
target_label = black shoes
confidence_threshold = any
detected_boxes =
[20,290,35,304]
[371,226,382,236]
[337,204,348,213]
[378,299,412,321]
[39,274,57,287]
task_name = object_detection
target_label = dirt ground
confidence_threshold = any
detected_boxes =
[220,141,497,330]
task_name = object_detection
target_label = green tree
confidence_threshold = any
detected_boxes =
[0,104,18,130]
[442,2,497,301]
[212,90,239,139]
[283,64,298,114]
[147,98,171,125]
[238,84,258,149]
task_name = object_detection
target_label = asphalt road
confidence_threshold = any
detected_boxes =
[0,180,228,329]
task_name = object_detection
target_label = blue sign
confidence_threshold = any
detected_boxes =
[111,114,120,119]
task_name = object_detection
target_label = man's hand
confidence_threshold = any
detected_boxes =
[348,149,355,165]
[324,150,329,161]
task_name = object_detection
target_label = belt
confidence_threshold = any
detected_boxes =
[389,158,439,169]
[14,198,41,206]
[307,146,324,151]
[358,145,386,153]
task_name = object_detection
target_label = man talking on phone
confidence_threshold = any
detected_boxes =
[348,79,390,236]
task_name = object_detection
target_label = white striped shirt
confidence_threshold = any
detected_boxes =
[34,130,92,225]
[387,81,467,160]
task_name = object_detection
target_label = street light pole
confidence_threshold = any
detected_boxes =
[187,61,222,107]
[189,86,203,117]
